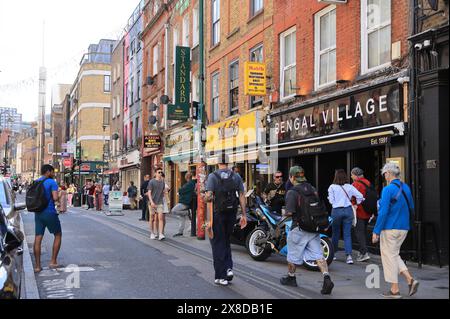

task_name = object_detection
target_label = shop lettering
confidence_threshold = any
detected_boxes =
[275,95,389,135]
[218,119,240,140]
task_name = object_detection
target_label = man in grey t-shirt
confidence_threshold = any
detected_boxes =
[147,168,167,240]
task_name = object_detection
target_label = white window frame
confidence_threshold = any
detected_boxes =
[173,28,179,65]
[153,44,159,76]
[361,0,391,75]
[193,5,199,47]
[182,14,190,47]
[251,0,264,17]
[104,75,111,92]
[314,5,336,90]
[211,72,220,122]
[280,26,296,100]
[212,0,220,46]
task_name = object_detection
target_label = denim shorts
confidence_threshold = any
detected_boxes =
[35,211,62,236]
[287,227,324,265]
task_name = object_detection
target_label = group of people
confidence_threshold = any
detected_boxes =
[82,180,110,211]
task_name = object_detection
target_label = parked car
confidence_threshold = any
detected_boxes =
[0,176,26,299]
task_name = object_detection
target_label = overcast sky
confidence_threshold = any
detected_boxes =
[0,0,141,122]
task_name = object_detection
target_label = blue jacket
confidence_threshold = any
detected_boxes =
[374,179,414,235]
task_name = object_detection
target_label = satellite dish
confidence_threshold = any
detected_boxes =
[149,115,157,125]
[160,95,170,105]
[111,133,119,140]
[149,103,158,112]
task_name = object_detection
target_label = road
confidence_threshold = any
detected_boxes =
[19,194,449,299]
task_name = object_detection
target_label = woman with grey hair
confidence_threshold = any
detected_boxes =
[373,162,419,298]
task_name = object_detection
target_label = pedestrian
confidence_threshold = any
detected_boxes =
[147,168,167,240]
[31,165,62,272]
[95,183,103,211]
[57,183,68,214]
[103,182,110,206]
[328,169,364,264]
[203,154,247,286]
[87,181,96,210]
[373,163,419,298]
[351,167,373,262]
[161,172,171,233]
[139,175,151,221]
[263,170,286,214]
[127,181,138,210]
[67,184,76,207]
[172,172,196,237]
[280,166,334,295]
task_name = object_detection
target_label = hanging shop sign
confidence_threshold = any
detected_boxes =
[244,62,267,96]
[79,161,107,173]
[144,134,161,149]
[118,150,140,169]
[169,46,191,121]
[163,127,198,162]
[205,111,264,153]
[63,158,73,168]
[270,83,402,144]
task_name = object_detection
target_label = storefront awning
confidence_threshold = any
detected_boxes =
[163,150,199,163]
[206,148,267,165]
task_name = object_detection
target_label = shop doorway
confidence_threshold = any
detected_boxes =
[293,155,315,186]
[350,147,385,195]
[318,151,348,210]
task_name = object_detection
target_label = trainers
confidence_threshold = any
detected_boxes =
[150,233,156,240]
[226,269,234,282]
[346,255,354,264]
[321,275,334,295]
[214,279,229,286]
[408,279,419,296]
[159,234,166,241]
[173,233,183,237]
[356,253,370,262]
[280,275,298,287]
[381,290,402,299]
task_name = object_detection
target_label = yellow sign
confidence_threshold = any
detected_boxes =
[206,111,261,153]
[244,62,266,96]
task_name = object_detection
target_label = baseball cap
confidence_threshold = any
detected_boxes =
[289,166,307,183]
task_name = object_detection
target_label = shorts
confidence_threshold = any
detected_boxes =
[149,204,165,214]
[35,211,62,236]
[287,227,324,265]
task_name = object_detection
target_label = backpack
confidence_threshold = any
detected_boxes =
[213,171,239,213]
[294,183,329,233]
[26,178,49,213]
[357,180,378,215]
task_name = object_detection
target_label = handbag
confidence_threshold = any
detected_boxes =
[340,185,358,227]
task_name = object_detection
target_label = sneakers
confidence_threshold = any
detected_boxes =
[150,233,157,240]
[159,234,166,241]
[356,253,371,262]
[321,275,334,295]
[408,279,419,296]
[280,275,298,287]
[214,279,229,286]
[381,290,402,299]
[226,269,234,282]
[173,233,183,237]
[346,255,354,264]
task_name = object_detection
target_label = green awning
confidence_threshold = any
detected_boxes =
[163,150,199,163]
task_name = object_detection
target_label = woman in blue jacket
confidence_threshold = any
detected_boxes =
[373,163,419,298]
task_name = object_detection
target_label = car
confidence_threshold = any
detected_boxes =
[0,177,26,299]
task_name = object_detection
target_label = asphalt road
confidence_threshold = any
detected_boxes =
[20,194,449,300]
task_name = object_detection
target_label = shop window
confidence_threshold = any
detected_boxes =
[229,61,239,116]
[315,5,336,90]
[280,27,296,99]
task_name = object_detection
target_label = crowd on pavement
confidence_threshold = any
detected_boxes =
[21,154,421,298]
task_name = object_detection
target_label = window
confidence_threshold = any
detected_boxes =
[124,125,128,148]
[251,0,263,17]
[250,44,264,108]
[212,0,220,46]
[103,107,110,126]
[361,0,391,73]
[131,39,136,56]
[211,72,219,122]
[280,27,296,99]
[229,61,239,115]
[315,5,336,89]
[192,73,199,102]
[130,77,134,105]
[173,28,179,65]
[182,14,190,47]
[153,0,160,15]
[135,116,140,143]
[130,121,134,147]
[115,96,121,117]
[193,6,199,47]
[48,143,53,154]
[112,97,116,118]
[104,75,111,92]
[137,70,141,101]
[153,44,159,76]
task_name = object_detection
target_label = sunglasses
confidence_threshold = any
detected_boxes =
[157,171,163,175]
[275,175,283,178]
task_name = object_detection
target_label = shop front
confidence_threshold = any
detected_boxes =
[71,161,108,186]
[268,80,407,206]
[163,125,199,207]
[118,150,141,193]
[205,110,267,193]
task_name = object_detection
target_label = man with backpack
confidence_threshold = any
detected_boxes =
[280,166,334,295]
[26,164,62,273]
[203,154,247,286]
[351,167,377,262]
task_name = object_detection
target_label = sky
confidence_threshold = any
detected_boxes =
[0,0,142,122]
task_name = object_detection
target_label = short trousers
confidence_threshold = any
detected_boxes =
[287,227,324,265]
[149,204,165,214]
[35,211,62,236]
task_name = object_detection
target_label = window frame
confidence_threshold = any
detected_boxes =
[279,26,297,100]
[250,0,264,17]
[314,5,337,90]
[153,44,159,76]
[211,0,220,46]
[211,72,220,123]
[182,14,190,47]
[104,75,111,92]
[229,60,239,116]
[193,5,199,47]
[249,44,264,108]
[361,0,392,75]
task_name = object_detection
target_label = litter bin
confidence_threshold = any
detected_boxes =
[73,193,81,207]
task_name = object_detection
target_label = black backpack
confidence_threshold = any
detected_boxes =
[357,180,378,215]
[294,183,329,233]
[213,171,239,213]
[26,178,49,213]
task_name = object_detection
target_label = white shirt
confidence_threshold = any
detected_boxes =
[328,184,364,208]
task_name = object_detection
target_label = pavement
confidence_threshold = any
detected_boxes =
[19,198,449,299]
